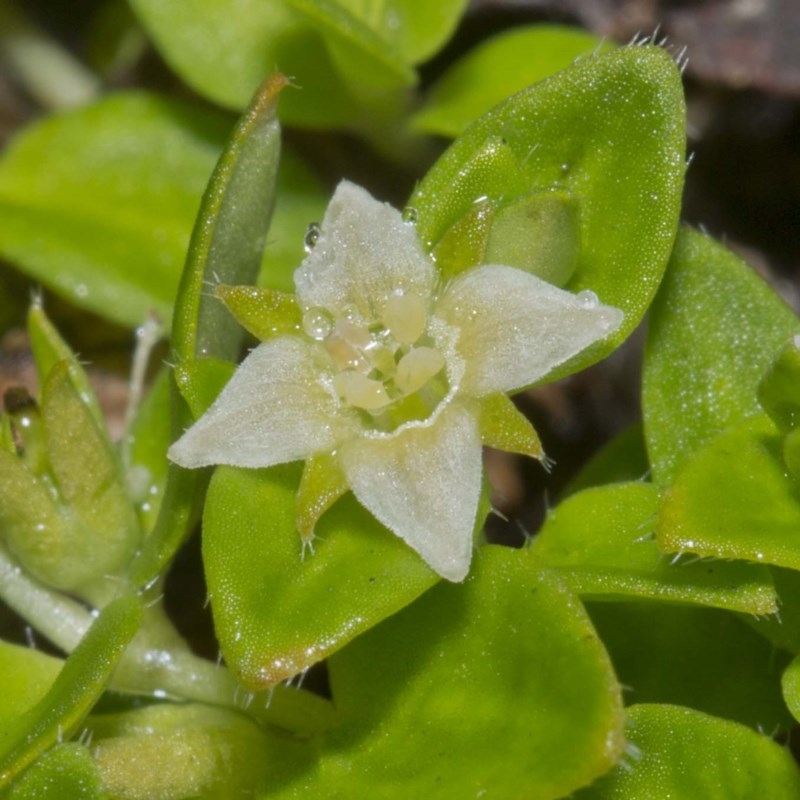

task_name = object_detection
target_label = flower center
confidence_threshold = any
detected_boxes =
[303,292,449,430]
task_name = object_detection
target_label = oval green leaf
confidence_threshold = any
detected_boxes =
[534,482,776,613]
[0,92,228,327]
[588,602,792,732]
[202,463,439,689]
[267,547,624,798]
[412,24,611,138]
[658,415,800,570]
[411,45,686,377]
[576,704,800,799]
[643,228,800,485]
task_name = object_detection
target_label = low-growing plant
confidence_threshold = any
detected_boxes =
[0,3,798,798]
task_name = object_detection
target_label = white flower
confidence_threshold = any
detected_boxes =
[168,181,623,581]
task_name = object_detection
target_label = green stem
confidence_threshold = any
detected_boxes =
[0,548,337,737]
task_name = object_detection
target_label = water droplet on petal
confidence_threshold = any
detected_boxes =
[576,289,599,309]
[402,206,418,224]
[304,222,321,253]
[302,307,332,340]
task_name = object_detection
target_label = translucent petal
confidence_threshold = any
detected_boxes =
[340,403,482,582]
[168,337,350,469]
[294,181,437,323]
[436,265,624,395]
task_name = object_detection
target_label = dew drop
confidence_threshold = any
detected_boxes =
[402,206,418,224]
[576,289,599,309]
[561,163,570,174]
[304,222,321,253]
[302,308,333,340]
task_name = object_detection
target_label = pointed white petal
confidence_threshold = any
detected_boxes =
[294,181,436,323]
[340,403,482,582]
[168,338,351,469]
[435,265,624,395]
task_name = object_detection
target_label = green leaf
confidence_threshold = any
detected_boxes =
[27,301,105,431]
[267,547,624,798]
[0,92,228,327]
[412,24,611,138]
[39,360,141,598]
[643,228,800,485]
[285,0,415,90]
[576,704,800,799]
[172,72,286,371]
[126,367,171,532]
[745,567,800,654]
[0,642,62,722]
[587,602,793,732]
[658,415,800,570]
[758,335,800,432]
[411,46,685,376]
[0,595,142,789]
[130,0,464,125]
[202,463,438,688]
[533,482,776,613]
[781,652,800,723]
[561,424,649,498]
[7,744,106,800]
[134,74,287,588]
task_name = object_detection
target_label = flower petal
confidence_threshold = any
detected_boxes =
[436,265,624,395]
[339,403,482,582]
[168,337,350,469]
[294,181,436,323]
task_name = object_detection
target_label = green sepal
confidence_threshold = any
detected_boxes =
[758,335,800,432]
[296,452,349,543]
[473,393,543,459]
[0,595,142,790]
[215,284,302,341]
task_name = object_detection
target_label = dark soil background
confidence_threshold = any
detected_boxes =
[0,0,798,692]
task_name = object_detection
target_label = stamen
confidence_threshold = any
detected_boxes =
[395,346,445,395]
[382,292,427,344]
[333,371,392,410]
